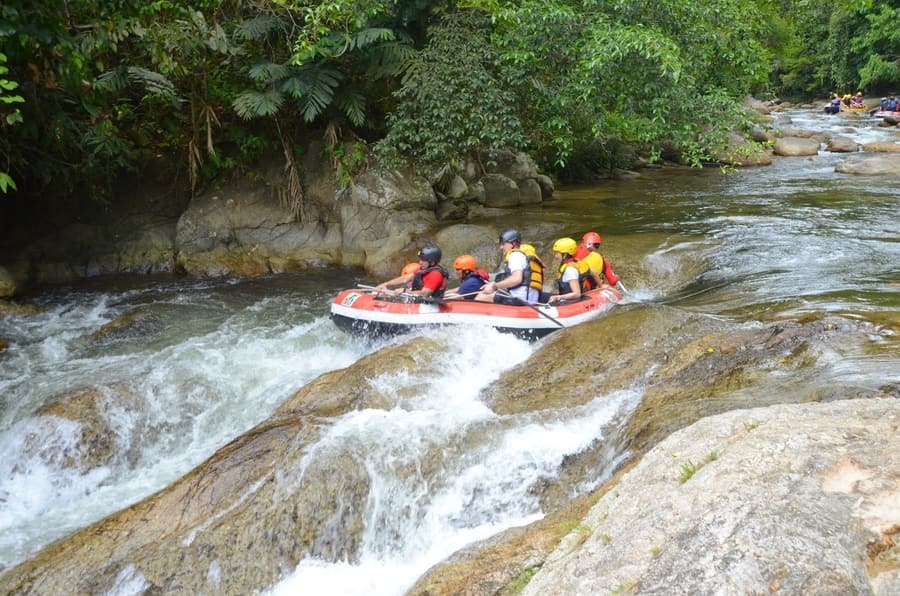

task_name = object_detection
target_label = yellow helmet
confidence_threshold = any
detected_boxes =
[519,243,537,257]
[552,237,577,255]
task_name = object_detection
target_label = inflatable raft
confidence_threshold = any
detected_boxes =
[330,286,622,340]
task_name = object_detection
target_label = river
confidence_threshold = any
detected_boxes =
[0,108,898,593]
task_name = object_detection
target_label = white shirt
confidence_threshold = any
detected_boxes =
[560,263,580,288]
[506,250,539,302]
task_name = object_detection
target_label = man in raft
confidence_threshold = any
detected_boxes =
[474,228,544,304]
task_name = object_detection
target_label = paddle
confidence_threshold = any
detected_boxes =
[496,288,564,328]
[439,290,483,301]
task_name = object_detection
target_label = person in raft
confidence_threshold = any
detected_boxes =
[374,261,421,294]
[575,231,625,291]
[444,254,488,300]
[548,237,601,305]
[374,245,449,298]
[475,228,544,305]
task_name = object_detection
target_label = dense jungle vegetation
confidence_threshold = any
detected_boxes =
[1,0,898,206]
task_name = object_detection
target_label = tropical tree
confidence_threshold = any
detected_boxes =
[376,10,527,171]
[436,0,777,175]
[772,0,900,98]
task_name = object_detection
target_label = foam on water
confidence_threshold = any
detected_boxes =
[269,323,639,596]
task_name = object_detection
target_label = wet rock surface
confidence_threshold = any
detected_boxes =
[0,338,447,595]
[411,316,897,594]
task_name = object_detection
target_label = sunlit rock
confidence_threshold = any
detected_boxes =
[521,398,900,595]
[773,136,820,156]
[836,156,900,175]
[433,224,498,273]
[862,141,900,153]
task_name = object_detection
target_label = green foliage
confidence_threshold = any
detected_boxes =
[678,460,699,483]
[505,566,538,594]
[0,51,23,193]
[376,10,527,168]
[234,21,416,128]
[773,1,900,97]
[327,139,369,188]
[473,0,772,173]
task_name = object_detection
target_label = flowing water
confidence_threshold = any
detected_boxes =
[0,109,898,593]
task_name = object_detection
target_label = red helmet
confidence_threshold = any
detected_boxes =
[401,262,421,276]
[453,254,477,271]
[582,231,602,245]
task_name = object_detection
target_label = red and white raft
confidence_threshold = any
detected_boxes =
[330,286,622,340]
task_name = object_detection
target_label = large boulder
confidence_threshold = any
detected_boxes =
[862,141,900,153]
[478,151,553,207]
[836,156,900,175]
[714,132,773,166]
[827,134,859,153]
[338,169,437,274]
[773,136,821,156]
[175,179,343,276]
[522,397,900,595]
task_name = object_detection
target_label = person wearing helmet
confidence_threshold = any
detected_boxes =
[374,245,448,298]
[575,230,622,289]
[374,262,421,294]
[475,228,544,305]
[548,237,601,304]
[444,254,488,300]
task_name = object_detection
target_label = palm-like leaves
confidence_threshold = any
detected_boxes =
[233,23,413,124]
[232,89,284,118]
[96,66,178,100]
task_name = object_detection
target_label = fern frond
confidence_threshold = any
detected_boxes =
[248,61,294,84]
[336,90,366,127]
[126,67,177,98]
[363,42,417,79]
[348,28,395,52]
[232,89,285,119]
[234,15,285,42]
[95,68,131,93]
[297,82,335,122]
[96,67,177,99]
[277,65,341,122]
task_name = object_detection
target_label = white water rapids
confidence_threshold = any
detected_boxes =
[0,274,639,594]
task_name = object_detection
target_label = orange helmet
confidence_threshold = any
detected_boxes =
[401,262,421,276]
[453,254,477,271]
[582,231,602,245]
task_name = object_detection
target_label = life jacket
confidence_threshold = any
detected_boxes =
[494,248,544,293]
[411,265,449,298]
[557,257,594,294]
